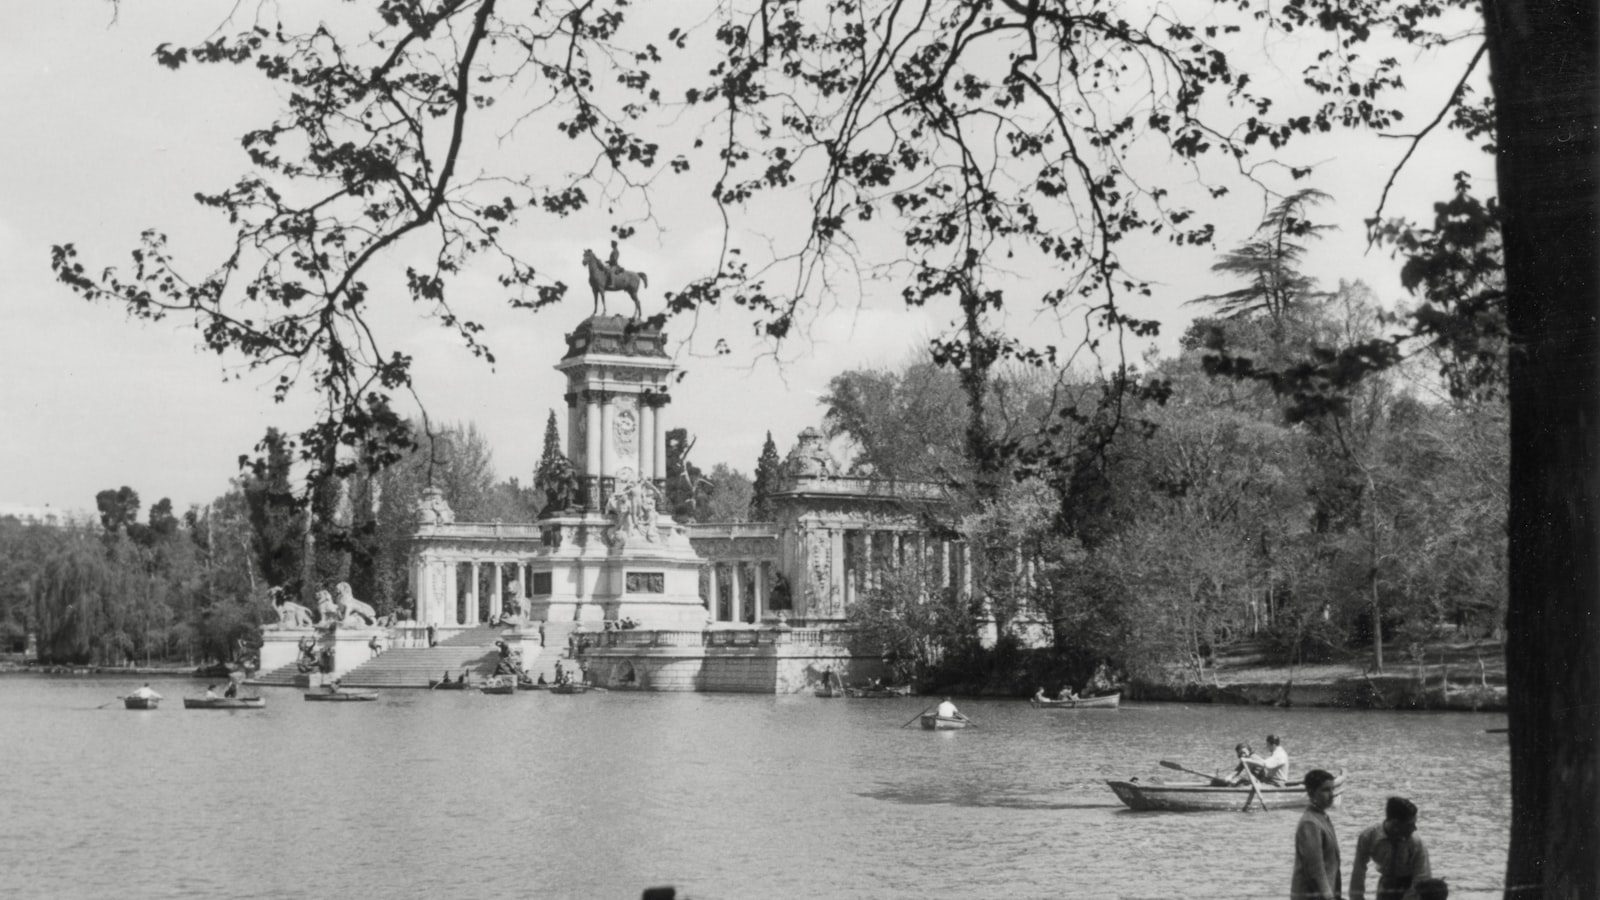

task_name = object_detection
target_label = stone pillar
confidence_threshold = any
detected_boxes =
[730,561,744,624]
[492,562,504,621]
[468,562,480,625]
[862,530,875,593]
[638,401,654,485]
[829,528,847,617]
[961,543,974,600]
[754,562,767,621]
[599,394,615,479]
[706,563,720,623]
[941,540,951,590]
[443,560,458,625]
[584,391,601,478]
[651,397,667,481]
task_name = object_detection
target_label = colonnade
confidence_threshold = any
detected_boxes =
[704,559,775,624]
[414,558,533,627]
[840,529,971,608]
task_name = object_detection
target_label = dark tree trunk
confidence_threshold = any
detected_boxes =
[1483,2,1599,897]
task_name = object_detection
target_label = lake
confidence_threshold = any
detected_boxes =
[0,677,1510,899]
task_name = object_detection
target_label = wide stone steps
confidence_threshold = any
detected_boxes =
[251,624,577,689]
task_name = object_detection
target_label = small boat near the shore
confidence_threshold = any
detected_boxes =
[549,682,591,695]
[1030,691,1121,709]
[478,678,516,695]
[919,714,967,730]
[427,678,471,691]
[845,684,913,698]
[303,689,379,702]
[1106,769,1347,812]
[184,696,265,710]
[123,696,160,710]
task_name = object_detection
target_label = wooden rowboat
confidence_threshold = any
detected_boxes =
[123,696,160,710]
[427,679,470,690]
[1030,691,1121,709]
[845,684,913,698]
[815,685,840,698]
[1106,769,1347,812]
[184,696,265,709]
[478,680,516,695]
[549,682,591,695]
[303,689,379,702]
[920,714,967,730]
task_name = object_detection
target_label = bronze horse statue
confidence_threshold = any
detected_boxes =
[582,248,648,319]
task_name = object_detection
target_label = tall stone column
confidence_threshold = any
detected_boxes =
[708,563,721,622]
[599,393,615,478]
[730,561,744,624]
[638,401,654,484]
[584,391,601,478]
[650,395,667,482]
[862,530,875,593]
[754,562,767,621]
[829,528,847,617]
[468,562,480,625]
[491,562,504,621]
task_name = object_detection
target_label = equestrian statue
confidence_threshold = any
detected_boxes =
[582,240,648,319]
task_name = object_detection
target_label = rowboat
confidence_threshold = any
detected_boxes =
[123,696,160,710]
[1106,769,1347,812]
[184,696,265,710]
[815,684,840,698]
[518,681,551,691]
[303,689,379,702]
[427,679,470,690]
[478,680,516,695]
[845,684,913,698]
[1030,691,1121,709]
[920,714,967,730]
[550,682,591,695]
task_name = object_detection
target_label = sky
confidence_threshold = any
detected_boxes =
[0,1,1493,517]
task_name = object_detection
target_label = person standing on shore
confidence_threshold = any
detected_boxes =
[1292,768,1342,900]
[1350,797,1431,900]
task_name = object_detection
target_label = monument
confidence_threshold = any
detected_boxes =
[526,313,709,630]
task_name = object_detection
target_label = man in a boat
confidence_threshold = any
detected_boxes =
[324,678,343,694]
[1033,686,1048,703]
[203,684,220,699]
[1244,734,1289,785]
[1350,796,1432,900]
[936,696,959,718]
[1222,743,1257,785]
[131,683,161,701]
[1057,685,1078,701]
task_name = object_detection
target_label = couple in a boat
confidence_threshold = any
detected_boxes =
[1219,733,1289,786]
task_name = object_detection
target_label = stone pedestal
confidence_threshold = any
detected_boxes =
[527,513,709,631]
[259,625,388,679]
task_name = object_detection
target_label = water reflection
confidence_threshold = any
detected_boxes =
[1,677,1510,899]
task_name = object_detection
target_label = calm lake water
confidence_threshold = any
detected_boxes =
[1,676,1510,899]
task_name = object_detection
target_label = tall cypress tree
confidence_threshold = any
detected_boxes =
[750,431,783,522]
[533,410,575,516]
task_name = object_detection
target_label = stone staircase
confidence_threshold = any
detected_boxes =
[339,625,507,688]
[251,625,513,688]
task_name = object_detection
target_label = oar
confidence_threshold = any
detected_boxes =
[956,712,979,728]
[1160,760,1226,786]
[1238,758,1269,811]
[901,702,938,728]
[95,696,126,710]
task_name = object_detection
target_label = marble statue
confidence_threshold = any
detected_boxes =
[272,595,316,629]
[336,581,377,626]
[606,473,663,546]
[315,590,341,629]
[419,486,455,525]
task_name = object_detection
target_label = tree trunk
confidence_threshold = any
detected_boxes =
[1483,3,1600,897]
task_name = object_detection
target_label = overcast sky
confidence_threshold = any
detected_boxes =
[0,1,1493,516]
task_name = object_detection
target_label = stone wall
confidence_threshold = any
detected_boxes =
[579,628,860,693]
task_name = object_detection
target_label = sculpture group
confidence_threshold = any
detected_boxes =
[270,581,378,629]
[607,473,663,546]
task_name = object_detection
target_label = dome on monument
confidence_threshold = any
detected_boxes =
[783,427,839,477]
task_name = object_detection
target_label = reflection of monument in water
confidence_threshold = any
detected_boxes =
[262,311,975,692]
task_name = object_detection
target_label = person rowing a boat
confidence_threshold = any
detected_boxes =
[1233,733,1289,785]
[1057,685,1079,701]
[131,683,161,701]
[223,681,238,699]
[203,684,221,700]
[1221,743,1255,786]
[936,696,959,718]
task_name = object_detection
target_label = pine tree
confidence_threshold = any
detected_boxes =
[750,431,783,522]
[533,410,575,516]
